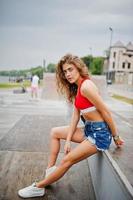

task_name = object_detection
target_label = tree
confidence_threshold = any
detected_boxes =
[81,55,104,75]
[31,66,43,79]
[47,63,56,73]
[91,57,104,75]
[81,55,93,70]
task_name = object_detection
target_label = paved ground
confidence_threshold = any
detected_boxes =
[0,74,133,200]
[0,74,95,200]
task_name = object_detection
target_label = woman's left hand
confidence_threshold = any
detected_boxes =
[113,135,124,147]
[64,141,71,154]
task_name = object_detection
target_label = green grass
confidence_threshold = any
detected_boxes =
[0,80,43,89]
[0,80,31,89]
[112,94,133,105]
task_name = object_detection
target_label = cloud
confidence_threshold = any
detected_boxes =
[0,0,133,69]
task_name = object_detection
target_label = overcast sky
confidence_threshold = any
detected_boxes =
[0,0,133,70]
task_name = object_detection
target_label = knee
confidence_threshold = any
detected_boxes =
[59,156,73,169]
[50,127,58,139]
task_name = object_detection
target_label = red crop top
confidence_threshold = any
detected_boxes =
[74,78,94,110]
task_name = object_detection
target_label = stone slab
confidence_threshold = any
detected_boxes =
[0,115,67,152]
[0,151,95,200]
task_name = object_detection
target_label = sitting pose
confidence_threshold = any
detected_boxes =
[18,54,124,198]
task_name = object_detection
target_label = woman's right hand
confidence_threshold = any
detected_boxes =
[113,135,124,147]
[64,141,71,154]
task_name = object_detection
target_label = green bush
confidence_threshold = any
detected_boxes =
[47,63,56,73]
[81,55,104,75]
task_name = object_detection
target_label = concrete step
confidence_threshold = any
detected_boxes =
[88,151,133,200]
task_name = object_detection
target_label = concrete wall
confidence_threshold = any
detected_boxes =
[88,151,133,200]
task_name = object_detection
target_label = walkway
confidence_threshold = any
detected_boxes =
[0,74,95,200]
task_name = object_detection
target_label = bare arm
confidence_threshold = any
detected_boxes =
[66,106,80,141]
[81,80,124,146]
[64,106,80,154]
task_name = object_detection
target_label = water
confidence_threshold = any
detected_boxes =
[0,76,10,83]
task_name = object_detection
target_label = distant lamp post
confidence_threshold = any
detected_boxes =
[43,59,46,81]
[43,59,46,71]
[107,27,113,85]
[109,27,113,49]
[89,47,92,56]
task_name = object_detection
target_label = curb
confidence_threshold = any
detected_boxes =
[88,150,133,200]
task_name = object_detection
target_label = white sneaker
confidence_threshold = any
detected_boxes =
[45,166,57,178]
[18,182,45,198]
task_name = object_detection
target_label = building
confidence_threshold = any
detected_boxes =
[106,41,133,85]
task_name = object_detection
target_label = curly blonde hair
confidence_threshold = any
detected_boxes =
[56,53,90,102]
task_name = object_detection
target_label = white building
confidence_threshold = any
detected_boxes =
[108,41,133,85]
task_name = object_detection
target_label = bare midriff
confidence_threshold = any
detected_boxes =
[82,109,104,122]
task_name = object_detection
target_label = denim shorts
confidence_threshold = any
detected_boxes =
[84,121,112,151]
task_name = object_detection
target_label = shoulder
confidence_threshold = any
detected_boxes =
[80,79,99,98]
[81,79,98,93]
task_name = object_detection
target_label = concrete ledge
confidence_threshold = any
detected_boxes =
[88,151,133,200]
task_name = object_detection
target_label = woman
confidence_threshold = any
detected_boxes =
[18,54,124,198]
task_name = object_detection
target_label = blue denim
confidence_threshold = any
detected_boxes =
[84,121,112,151]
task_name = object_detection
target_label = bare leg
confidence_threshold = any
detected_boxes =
[47,126,84,168]
[37,139,98,188]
